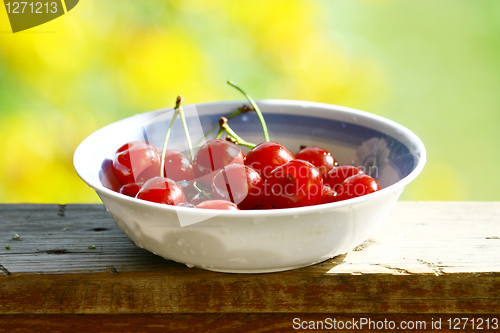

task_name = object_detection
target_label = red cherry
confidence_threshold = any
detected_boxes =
[192,139,244,185]
[112,141,161,186]
[324,165,363,191]
[295,146,336,178]
[244,141,295,180]
[336,173,381,202]
[321,185,337,204]
[212,164,263,210]
[265,159,323,209]
[136,177,186,205]
[196,200,240,210]
[99,158,122,192]
[119,182,143,197]
[162,149,195,181]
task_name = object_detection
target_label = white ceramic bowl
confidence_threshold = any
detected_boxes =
[74,100,426,273]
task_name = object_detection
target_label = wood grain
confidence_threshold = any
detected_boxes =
[0,270,499,315]
[0,202,499,318]
[0,204,169,274]
[1,202,499,275]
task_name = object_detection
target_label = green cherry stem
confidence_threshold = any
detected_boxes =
[215,127,225,139]
[160,99,180,178]
[227,80,270,142]
[219,117,256,149]
[176,95,195,161]
[193,181,212,199]
[225,135,256,149]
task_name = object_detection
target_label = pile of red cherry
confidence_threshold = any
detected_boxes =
[100,83,381,211]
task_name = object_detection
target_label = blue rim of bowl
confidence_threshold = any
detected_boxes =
[74,99,426,218]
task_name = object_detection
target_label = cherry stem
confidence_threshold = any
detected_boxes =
[215,127,225,139]
[219,117,256,149]
[177,95,195,161]
[193,181,212,199]
[196,105,254,146]
[225,135,255,149]
[227,80,270,142]
[160,100,180,178]
[225,135,251,148]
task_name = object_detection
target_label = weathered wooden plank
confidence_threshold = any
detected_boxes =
[0,202,499,316]
[329,202,500,275]
[0,204,168,274]
[0,270,499,314]
[1,202,499,275]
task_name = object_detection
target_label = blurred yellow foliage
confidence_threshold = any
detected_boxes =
[1,0,499,202]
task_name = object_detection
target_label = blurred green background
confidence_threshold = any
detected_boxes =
[1,0,499,203]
